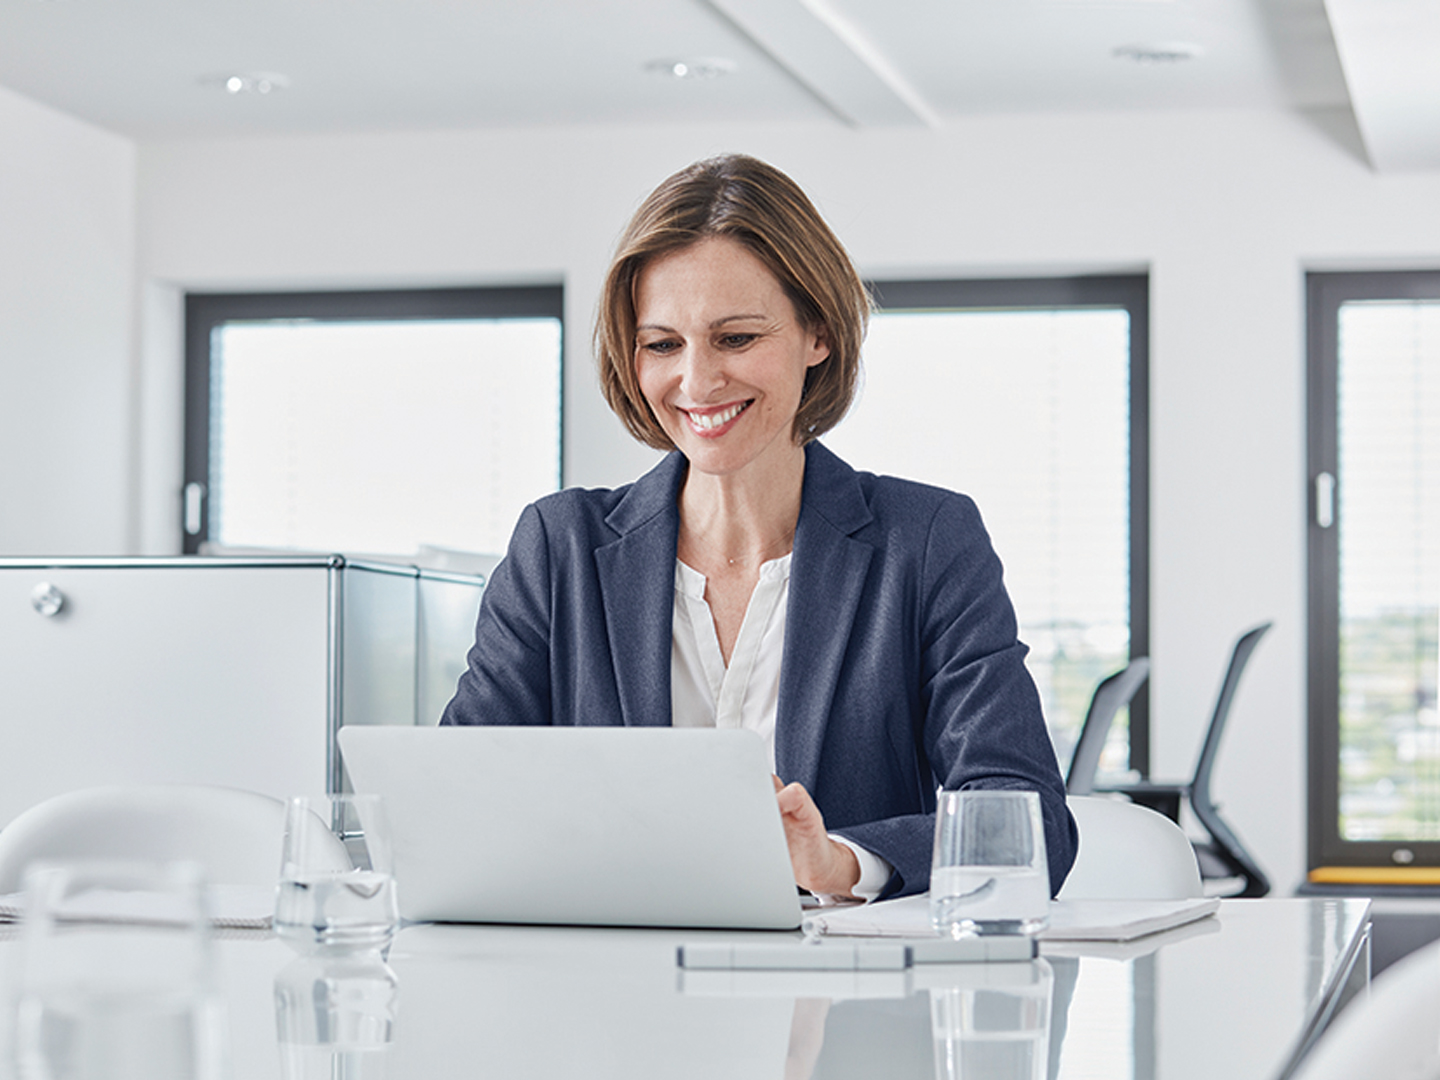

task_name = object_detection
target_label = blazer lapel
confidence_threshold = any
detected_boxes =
[776,444,874,789]
[595,452,686,727]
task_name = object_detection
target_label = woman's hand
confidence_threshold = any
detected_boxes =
[772,776,861,898]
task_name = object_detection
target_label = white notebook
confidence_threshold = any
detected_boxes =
[802,894,1221,942]
[338,725,802,930]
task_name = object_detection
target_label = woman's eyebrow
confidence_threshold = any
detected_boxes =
[637,313,768,333]
[709,313,768,328]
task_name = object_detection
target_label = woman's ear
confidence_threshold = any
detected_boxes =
[806,323,832,369]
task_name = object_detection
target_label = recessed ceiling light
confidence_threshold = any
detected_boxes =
[199,71,291,96]
[644,57,735,80]
[1112,41,1204,63]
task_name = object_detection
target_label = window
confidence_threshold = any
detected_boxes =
[825,276,1149,776]
[183,287,563,557]
[1308,272,1440,882]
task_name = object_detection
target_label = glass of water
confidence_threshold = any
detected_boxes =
[274,795,399,953]
[930,790,1049,938]
[9,860,225,1080]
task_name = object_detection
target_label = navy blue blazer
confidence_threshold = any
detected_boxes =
[441,442,1077,898]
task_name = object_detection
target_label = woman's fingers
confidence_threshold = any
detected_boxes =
[773,780,860,897]
[775,780,820,824]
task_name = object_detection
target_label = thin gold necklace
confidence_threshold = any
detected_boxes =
[680,526,793,569]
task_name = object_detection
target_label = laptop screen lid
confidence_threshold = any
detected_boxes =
[337,726,802,930]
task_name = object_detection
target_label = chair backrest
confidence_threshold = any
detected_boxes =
[1057,795,1203,900]
[1291,937,1440,1080]
[0,785,290,892]
[1190,622,1272,813]
[1065,658,1151,796]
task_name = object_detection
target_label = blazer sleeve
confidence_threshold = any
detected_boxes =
[831,493,1077,899]
[440,503,554,727]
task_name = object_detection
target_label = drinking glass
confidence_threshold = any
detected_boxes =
[930,790,1049,938]
[274,950,398,1080]
[8,860,225,1080]
[928,959,1054,1080]
[274,795,399,953]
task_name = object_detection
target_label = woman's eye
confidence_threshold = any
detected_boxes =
[720,333,757,348]
[641,339,679,355]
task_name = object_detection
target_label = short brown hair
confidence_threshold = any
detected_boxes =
[595,154,869,450]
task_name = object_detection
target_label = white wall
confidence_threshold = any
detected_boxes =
[0,84,136,554]
[122,107,1440,894]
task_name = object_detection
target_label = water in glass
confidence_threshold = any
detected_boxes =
[274,871,398,951]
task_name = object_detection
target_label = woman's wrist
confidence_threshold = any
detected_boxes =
[821,838,862,898]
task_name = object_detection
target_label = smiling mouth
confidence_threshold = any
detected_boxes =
[684,401,751,431]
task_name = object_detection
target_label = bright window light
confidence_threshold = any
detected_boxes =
[826,307,1132,770]
[1336,300,1440,842]
[208,317,561,557]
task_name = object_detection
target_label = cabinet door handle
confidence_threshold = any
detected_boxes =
[1314,472,1335,529]
[184,481,206,537]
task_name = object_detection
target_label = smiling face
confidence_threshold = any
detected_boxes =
[633,236,831,484]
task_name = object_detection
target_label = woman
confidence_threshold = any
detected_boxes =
[442,154,1076,901]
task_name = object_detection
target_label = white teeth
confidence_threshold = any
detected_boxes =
[688,402,746,430]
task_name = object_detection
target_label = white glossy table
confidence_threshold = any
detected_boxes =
[2,898,1370,1080]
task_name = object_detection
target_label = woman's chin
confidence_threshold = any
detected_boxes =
[678,433,805,483]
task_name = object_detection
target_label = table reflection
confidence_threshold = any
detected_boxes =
[273,949,397,1080]
[1,898,1371,1080]
[928,960,1054,1080]
[771,958,1077,1080]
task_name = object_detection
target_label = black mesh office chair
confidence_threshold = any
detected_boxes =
[1065,657,1151,796]
[1099,622,1273,898]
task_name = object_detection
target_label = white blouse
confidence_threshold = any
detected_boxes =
[670,556,891,900]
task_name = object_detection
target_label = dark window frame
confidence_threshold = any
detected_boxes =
[1307,270,1440,874]
[182,285,565,555]
[867,274,1151,773]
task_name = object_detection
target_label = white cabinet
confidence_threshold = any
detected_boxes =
[0,556,485,828]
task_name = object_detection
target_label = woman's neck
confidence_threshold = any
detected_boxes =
[677,443,807,572]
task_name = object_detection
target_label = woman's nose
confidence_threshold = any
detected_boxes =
[678,345,726,399]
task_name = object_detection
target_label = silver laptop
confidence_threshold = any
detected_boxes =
[337,725,802,930]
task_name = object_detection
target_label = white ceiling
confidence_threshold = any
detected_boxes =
[0,0,1434,171]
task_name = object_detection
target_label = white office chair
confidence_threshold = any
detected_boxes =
[0,785,292,892]
[1057,795,1204,900]
[1291,936,1440,1080]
